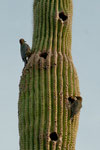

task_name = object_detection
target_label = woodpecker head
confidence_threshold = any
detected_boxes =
[19,38,26,45]
[76,96,82,102]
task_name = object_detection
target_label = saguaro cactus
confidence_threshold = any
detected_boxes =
[18,0,82,150]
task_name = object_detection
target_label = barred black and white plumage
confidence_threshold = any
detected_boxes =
[68,96,82,119]
[19,38,31,65]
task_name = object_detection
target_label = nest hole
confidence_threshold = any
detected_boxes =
[50,132,58,141]
[68,97,75,104]
[40,52,48,59]
[59,12,68,21]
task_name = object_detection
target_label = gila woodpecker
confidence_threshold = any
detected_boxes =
[68,96,82,119]
[19,38,31,65]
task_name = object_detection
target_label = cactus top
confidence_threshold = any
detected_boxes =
[32,0,73,58]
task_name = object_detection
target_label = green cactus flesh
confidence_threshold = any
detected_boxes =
[18,0,81,149]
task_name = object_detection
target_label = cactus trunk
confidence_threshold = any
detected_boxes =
[18,0,81,149]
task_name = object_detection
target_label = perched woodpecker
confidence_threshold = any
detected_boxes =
[19,38,31,65]
[68,96,82,119]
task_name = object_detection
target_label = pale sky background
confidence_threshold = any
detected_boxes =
[0,0,100,150]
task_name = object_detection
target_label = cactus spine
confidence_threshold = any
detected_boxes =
[18,0,81,149]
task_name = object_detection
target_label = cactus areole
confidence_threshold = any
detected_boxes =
[18,0,82,150]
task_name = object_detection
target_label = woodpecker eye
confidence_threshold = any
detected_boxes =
[50,132,58,141]
[59,12,68,21]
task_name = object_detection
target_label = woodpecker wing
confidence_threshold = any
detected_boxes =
[25,44,31,57]
[20,43,30,61]
[71,100,82,118]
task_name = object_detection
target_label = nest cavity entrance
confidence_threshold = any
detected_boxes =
[50,132,58,141]
[59,12,68,21]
